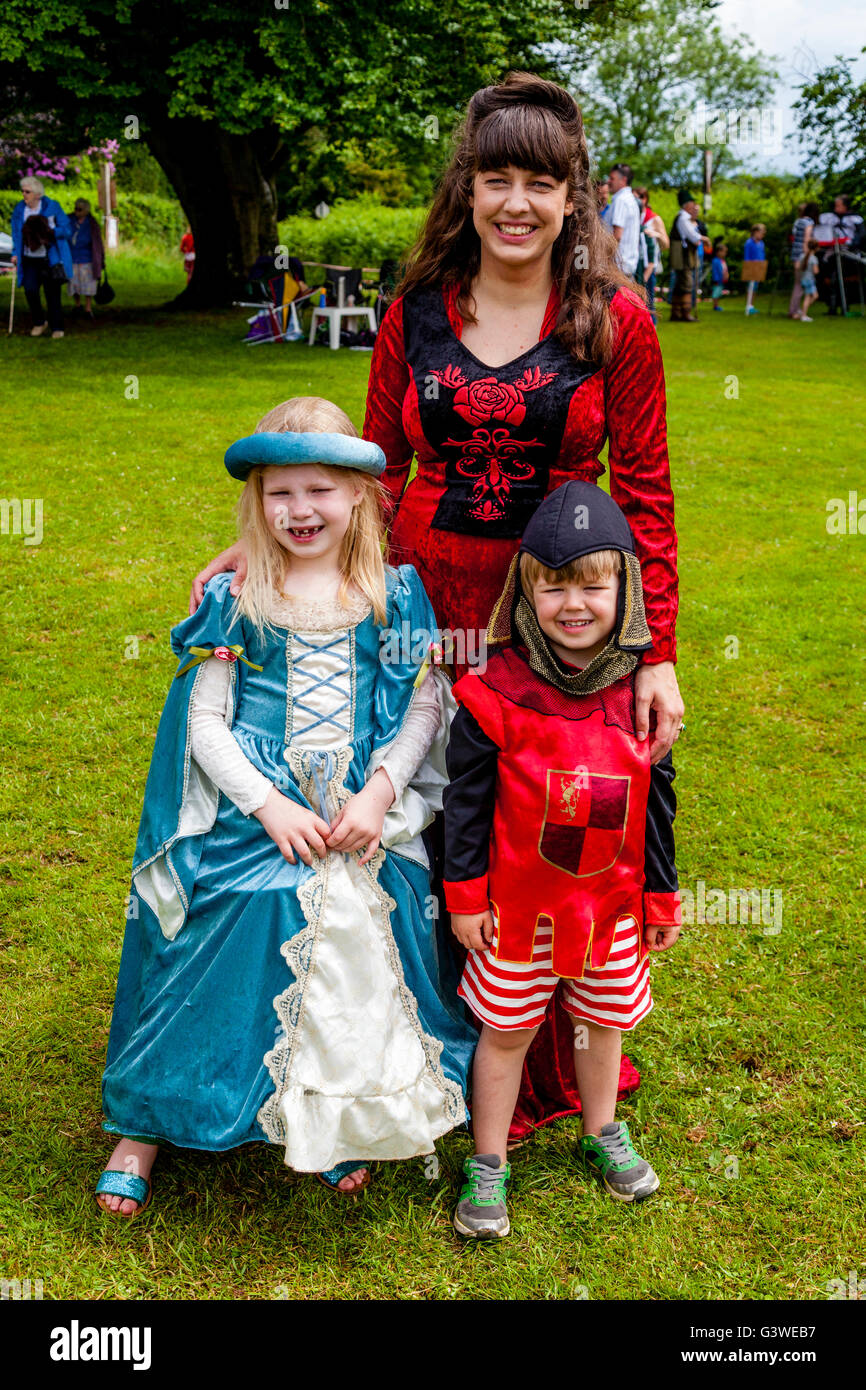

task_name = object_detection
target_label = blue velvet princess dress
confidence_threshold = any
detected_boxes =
[101,565,474,1173]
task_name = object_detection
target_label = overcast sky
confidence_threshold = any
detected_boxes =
[714,0,865,171]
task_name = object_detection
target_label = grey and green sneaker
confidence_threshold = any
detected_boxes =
[578,1121,659,1202]
[453,1153,511,1239]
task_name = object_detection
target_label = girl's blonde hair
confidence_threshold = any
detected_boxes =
[233,396,389,634]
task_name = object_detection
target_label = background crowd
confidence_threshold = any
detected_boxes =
[5,168,864,344]
[596,164,864,326]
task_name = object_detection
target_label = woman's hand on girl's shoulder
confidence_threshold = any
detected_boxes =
[189,541,248,615]
[253,787,331,866]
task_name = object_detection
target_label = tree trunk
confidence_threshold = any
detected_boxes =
[144,116,284,308]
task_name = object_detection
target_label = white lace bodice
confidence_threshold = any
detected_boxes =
[189,588,442,816]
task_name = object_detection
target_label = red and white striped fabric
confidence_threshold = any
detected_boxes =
[458,915,653,1032]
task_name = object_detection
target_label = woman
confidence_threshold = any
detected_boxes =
[10,176,73,338]
[69,198,105,318]
[635,186,669,325]
[668,190,710,323]
[192,71,684,1141]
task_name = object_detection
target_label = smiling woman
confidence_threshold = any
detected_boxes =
[361,69,684,1148]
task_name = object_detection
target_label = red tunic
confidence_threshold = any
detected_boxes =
[364,281,678,665]
[444,652,654,978]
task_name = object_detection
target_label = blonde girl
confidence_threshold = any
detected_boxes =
[96,397,474,1215]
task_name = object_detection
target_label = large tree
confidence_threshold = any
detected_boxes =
[1,0,613,306]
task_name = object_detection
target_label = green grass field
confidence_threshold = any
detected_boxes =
[1,249,864,1301]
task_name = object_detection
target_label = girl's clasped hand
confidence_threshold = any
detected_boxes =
[254,765,396,867]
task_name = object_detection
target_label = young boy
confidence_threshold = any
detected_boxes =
[743,223,767,316]
[443,481,681,1239]
[711,239,729,310]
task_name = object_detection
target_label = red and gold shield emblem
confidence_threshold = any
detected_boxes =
[538,770,630,878]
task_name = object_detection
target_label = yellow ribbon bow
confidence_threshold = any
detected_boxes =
[174,644,264,678]
[413,641,444,689]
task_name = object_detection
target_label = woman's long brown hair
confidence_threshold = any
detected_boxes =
[394,71,641,366]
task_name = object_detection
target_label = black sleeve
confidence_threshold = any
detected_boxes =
[442,705,499,883]
[644,749,678,892]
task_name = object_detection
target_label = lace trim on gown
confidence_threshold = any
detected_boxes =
[269,588,372,632]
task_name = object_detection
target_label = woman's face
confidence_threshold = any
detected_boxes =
[468,165,573,269]
[261,463,361,566]
[21,188,41,209]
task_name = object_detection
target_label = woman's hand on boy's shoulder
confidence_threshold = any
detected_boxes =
[189,540,248,614]
[451,910,494,952]
[634,660,684,763]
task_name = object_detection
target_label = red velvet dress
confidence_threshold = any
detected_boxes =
[363,280,679,1139]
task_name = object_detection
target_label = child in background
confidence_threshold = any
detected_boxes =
[442,481,681,1240]
[743,223,767,316]
[180,226,195,283]
[96,396,474,1216]
[710,240,729,311]
[795,240,820,322]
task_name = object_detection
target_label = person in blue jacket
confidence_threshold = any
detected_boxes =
[10,176,73,338]
[742,223,767,317]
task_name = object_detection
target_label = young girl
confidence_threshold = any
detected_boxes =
[795,239,820,321]
[96,397,474,1215]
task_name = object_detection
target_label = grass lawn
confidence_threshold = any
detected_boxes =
[1,248,864,1301]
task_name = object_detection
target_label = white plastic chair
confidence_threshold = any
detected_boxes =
[308,268,377,349]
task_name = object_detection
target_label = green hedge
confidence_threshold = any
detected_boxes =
[0,187,185,248]
[278,194,426,270]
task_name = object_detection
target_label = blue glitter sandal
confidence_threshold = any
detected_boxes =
[316,1161,371,1195]
[95,1169,153,1218]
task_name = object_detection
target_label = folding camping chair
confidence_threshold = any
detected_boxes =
[235,270,313,345]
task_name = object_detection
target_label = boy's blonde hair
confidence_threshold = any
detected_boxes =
[233,396,388,633]
[520,547,622,597]
[751,223,766,236]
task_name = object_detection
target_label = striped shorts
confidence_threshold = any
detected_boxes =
[458,915,653,1032]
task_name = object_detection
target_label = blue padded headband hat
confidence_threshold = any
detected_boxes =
[224,431,386,480]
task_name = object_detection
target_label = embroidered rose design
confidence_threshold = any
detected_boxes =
[429,364,558,427]
[454,378,526,426]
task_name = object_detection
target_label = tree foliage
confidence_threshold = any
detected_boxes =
[791,46,866,204]
[0,0,603,300]
[565,0,778,185]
